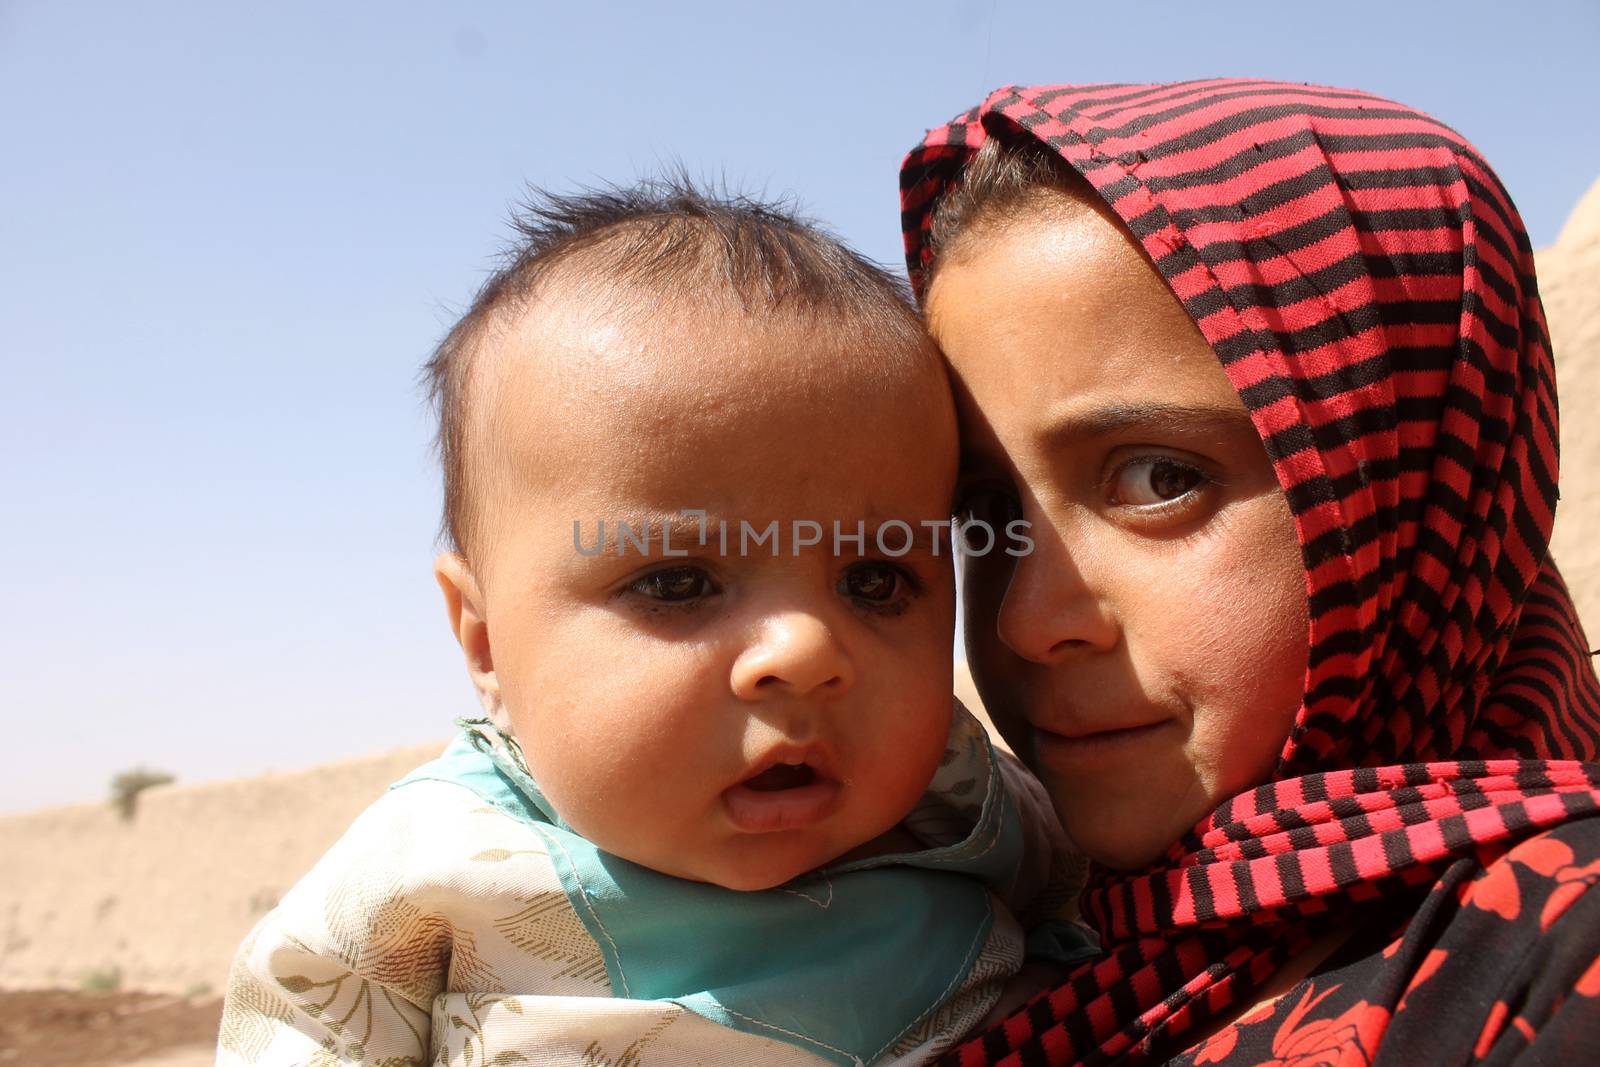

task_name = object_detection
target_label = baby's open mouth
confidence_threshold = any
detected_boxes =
[741,762,817,791]
[723,761,839,832]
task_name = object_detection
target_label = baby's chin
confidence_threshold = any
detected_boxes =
[699,866,810,893]
[677,820,932,891]
[688,851,833,893]
[650,834,857,893]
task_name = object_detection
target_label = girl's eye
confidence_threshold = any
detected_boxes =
[953,482,1022,551]
[954,483,1022,528]
[1110,457,1207,506]
[628,566,716,602]
[839,562,903,603]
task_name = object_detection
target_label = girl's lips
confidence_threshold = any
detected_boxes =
[722,777,841,833]
[1033,719,1175,766]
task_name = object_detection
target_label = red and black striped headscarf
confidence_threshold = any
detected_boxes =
[901,81,1600,1064]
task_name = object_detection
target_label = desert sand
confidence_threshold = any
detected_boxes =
[2,178,1596,1063]
[0,741,443,998]
[0,990,222,1067]
[1541,177,1600,637]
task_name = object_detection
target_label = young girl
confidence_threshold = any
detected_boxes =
[901,80,1600,1065]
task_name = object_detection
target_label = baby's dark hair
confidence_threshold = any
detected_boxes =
[923,133,1090,292]
[423,176,927,559]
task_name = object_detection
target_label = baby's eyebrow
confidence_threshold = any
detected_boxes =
[1040,402,1255,447]
[623,511,734,549]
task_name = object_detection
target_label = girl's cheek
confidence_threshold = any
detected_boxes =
[1156,493,1306,760]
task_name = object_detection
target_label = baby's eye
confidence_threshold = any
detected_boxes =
[838,562,905,604]
[1109,457,1207,506]
[628,566,717,602]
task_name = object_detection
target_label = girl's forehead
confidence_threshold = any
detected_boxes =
[930,209,1245,422]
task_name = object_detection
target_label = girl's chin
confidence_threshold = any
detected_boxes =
[1052,788,1202,871]
[1075,832,1180,872]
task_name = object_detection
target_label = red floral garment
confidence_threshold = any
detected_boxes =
[898,81,1600,1064]
[1174,819,1600,1066]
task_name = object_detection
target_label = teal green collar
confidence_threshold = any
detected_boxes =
[395,716,1026,1066]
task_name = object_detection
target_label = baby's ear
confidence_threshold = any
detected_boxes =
[433,552,505,723]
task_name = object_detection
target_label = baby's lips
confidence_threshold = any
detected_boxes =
[721,776,841,833]
[740,761,818,792]
[739,739,839,787]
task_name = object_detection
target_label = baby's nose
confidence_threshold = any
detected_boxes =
[729,612,857,700]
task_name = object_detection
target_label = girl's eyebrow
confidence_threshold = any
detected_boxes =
[1040,402,1255,447]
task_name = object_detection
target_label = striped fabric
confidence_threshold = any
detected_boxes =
[900,81,1600,1064]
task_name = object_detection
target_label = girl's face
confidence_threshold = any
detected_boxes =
[926,190,1310,870]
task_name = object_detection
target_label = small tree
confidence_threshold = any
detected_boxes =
[110,767,174,820]
[81,966,122,992]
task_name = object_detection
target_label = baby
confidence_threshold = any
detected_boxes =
[216,181,1089,1067]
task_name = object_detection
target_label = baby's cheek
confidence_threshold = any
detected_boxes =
[873,694,954,813]
[510,697,655,834]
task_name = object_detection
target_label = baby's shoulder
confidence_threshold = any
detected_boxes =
[239,773,610,1005]
[303,774,566,910]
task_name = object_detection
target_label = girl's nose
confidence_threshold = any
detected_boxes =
[730,611,857,700]
[993,527,1119,663]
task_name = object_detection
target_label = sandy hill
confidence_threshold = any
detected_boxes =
[1,179,1597,1006]
[0,741,443,995]
[1542,176,1600,636]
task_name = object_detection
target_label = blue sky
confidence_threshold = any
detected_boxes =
[4,0,1597,812]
